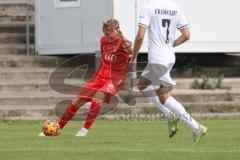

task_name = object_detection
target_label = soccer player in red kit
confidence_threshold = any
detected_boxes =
[39,19,132,137]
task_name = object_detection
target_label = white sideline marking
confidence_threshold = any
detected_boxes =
[0,148,239,153]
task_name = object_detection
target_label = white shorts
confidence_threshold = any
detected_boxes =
[141,63,176,89]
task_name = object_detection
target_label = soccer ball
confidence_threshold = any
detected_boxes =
[42,120,61,136]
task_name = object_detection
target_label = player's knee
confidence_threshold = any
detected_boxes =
[92,91,105,104]
[158,93,171,104]
[138,77,151,92]
[157,87,172,104]
[138,84,147,92]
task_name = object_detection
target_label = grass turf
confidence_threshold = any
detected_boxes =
[0,119,240,160]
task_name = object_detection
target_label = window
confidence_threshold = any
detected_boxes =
[54,0,81,8]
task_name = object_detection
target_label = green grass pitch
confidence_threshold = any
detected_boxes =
[0,119,240,160]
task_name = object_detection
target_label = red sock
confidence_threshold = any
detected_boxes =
[84,101,101,129]
[58,104,79,129]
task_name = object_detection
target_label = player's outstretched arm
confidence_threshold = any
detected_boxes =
[130,26,147,63]
[173,27,190,47]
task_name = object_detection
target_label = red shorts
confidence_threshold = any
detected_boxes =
[77,76,124,102]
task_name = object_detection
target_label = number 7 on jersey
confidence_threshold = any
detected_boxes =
[162,19,171,44]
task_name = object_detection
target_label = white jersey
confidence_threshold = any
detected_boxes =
[139,0,188,65]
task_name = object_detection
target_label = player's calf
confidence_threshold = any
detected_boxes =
[76,91,105,137]
[58,98,87,129]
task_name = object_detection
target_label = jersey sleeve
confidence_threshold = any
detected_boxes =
[177,8,188,30]
[138,5,151,28]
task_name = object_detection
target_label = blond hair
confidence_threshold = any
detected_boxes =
[102,18,120,32]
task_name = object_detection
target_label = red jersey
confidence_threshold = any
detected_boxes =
[77,36,130,102]
[96,36,130,80]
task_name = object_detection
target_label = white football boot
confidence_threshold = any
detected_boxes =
[38,132,45,137]
[75,128,88,137]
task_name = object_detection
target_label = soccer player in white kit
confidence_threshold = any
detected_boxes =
[130,0,207,143]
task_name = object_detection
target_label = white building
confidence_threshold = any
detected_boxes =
[35,0,240,55]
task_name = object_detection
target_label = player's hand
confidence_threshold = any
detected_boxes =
[128,60,136,72]
[121,40,132,50]
[129,56,135,65]
[124,40,132,48]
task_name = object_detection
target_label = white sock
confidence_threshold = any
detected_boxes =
[164,96,199,131]
[142,85,173,118]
